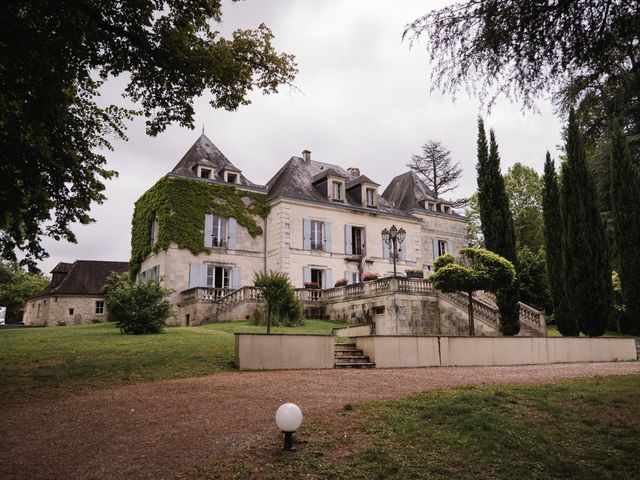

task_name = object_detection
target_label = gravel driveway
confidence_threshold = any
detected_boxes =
[1,362,638,480]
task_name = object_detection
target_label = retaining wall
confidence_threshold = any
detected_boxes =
[235,334,335,370]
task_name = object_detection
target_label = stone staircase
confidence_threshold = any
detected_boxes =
[334,342,375,368]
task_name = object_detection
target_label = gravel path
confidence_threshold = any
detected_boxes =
[1,362,638,480]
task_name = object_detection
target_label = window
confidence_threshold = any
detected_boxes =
[200,168,212,179]
[366,188,375,207]
[149,216,158,245]
[212,215,227,248]
[310,220,324,251]
[443,205,451,214]
[226,172,238,183]
[311,268,324,289]
[332,181,342,201]
[427,202,435,211]
[351,226,364,255]
[68,308,74,316]
[142,265,160,282]
[438,240,447,256]
[207,265,231,289]
[95,301,104,315]
[374,306,385,315]
[347,271,360,284]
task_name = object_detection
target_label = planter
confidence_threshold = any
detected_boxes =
[304,285,320,290]
[406,272,424,279]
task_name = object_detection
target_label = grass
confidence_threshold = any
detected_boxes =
[184,375,640,480]
[0,319,348,405]
[546,325,631,337]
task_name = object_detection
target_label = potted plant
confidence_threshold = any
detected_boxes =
[334,278,348,287]
[303,281,320,289]
[362,272,380,282]
[405,268,424,279]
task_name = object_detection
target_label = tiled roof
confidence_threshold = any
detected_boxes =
[169,133,260,187]
[28,260,129,299]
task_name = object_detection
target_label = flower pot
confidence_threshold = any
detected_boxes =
[406,272,424,279]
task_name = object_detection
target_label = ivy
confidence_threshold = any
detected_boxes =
[130,176,269,279]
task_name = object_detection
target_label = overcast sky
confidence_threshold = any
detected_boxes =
[34,0,564,273]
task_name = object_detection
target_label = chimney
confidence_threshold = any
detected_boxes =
[302,150,311,163]
[347,167,360,177]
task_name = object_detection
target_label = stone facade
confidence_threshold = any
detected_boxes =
[24,295,110,326]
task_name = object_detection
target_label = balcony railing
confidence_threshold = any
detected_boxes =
[294,277,434,302]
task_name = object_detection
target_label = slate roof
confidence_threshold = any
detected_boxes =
[28,260,129,299]
[346,174,379,189]
[266,156,414,219]
[169,133,260,188]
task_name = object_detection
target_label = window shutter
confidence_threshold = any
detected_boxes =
[204,214,214,247]
[399,238,407,260]
[344,270,350,285]
[432,238,438,260]
[362,227,367,255]
[344,224,352,254]
[189,263,201,288]
[303,266,311,284]
[303,219,311,250]
[325,268,333,289]
[228,217,237,249]
[324,221,332,252]
[233,266,241,289]
[383,240,390,259]
[447,240,454,255]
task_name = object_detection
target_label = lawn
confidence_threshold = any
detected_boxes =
[0,319,347,405]
[546,325,630,337]
[185,375,640,480]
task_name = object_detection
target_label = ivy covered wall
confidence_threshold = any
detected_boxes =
[130,176,269,278]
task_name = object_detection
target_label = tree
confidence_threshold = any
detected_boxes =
[0,260,49,323]
[503,163,544,253]
[542,152,576,335]
[0,1,297,269]
[476,118,520,335]
[560,110,612,337]
[431,248,516,335]
[105,273,173,334]
[609,120,640,334]
[253,271,303,333]
[404,1,640,153]
[464,193,484,247]
[517,246,550,313]
[408,140,463,198]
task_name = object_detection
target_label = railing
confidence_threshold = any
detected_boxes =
[439,291,500,328]
[518,302,546,332]
[180,287,232,304]
[294,277,433,303]
[216,286,264,311]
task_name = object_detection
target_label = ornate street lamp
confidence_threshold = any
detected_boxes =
[381,225,406,276]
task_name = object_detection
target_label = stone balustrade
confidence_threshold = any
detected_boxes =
[294,277,433,303]
[439,290,500,328]
[180,287,232,305]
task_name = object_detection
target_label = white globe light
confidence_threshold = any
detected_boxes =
[275,403,303,432]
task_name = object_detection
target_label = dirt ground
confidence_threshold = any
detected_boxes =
[2,362,638,480]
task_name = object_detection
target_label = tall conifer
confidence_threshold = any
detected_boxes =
[542,153,577,335]
[476,118,520,335]
[560,110,611,336]
[610,121,640,334]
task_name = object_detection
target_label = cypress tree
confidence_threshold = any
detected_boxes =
[476,118,520,335]
[542,153,577,335]
[609,120,640,335]
[560,110,611,336]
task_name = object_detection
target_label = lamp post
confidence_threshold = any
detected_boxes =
[275,403,303,451]
[381,225,406,277]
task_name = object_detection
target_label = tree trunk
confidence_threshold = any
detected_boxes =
[468,290,475,336]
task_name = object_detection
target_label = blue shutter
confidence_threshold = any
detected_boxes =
[303,266,311,284]
[204,214,214,247]
[399,237,407,260]
[228,217,237,249]
[447,240,454,255]
[303,219,311,250]
[432,238,438,260]
[325,268,333,289]
[324,221,332,252]
[362,227,367,255]
[383,240,390,259]
[344,270,350,285]
[344,224,352,254]
[233,266,241,289]
[189,263,203,288]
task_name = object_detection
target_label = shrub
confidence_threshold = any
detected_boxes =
[105,273,173,335]
[334,278,348,287]
[405,268,424,274]
[254,271,303,331]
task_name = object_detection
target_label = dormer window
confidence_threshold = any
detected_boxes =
[199,168,212,179]
[365,187,376,207]
[443,205,451,214]
[332,181,343,202]
[427,202,435,211]
[226,172,238,183]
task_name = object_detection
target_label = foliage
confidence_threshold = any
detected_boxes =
[130,176,269,278]
[253,271,302,331]
[0,260,49,323]
[407,139,463,198]
[560,110,612,337]
[0,0,296,267]
[542,152,574,334]
[363,272,380,281]
[464,193,484,248]
[504,163,544,253]
[104,273,173,335]
[517,246,551,313]
[476,119,520,335]
[334,278,348,287]
[404,1,639,135]
[431,248,515,335]
[609,121,640,335]
[404,268,423,275]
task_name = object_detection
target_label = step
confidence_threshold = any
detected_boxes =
[335,342,356,348]
[334,355,371,363]
[335,349,364,356]
[334,362,376,368]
